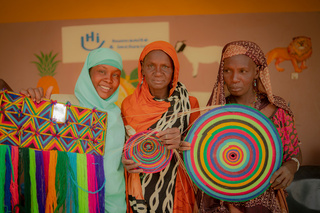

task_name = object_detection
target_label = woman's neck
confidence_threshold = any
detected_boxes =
[149,88,169,99]
[230,90,258,107]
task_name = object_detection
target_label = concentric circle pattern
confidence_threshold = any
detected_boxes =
[124,130,173,173]
[184,104,282,202]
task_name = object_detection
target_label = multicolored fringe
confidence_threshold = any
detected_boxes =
[0,144,105,213]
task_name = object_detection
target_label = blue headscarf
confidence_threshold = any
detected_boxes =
[74,48,126,213]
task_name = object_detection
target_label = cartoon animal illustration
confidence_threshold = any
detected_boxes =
[32,51,61,94]
[266,36,312,73]
[175,41,223,77]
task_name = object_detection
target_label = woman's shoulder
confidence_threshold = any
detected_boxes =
[260,103,277,118]
[121,94,134,111]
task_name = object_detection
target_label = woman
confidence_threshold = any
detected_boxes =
[121,41,200,213]
[20,48,126,213]
[198,40,302,213]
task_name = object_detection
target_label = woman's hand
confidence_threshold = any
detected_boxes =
[20,86,53,103]
[156,127,182,150]
[122,155,143,173]
[156,127,191,152]
[270,160,297,189]
[178,141,191,152]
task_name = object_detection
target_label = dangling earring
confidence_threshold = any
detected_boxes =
[253,79,257,87]
[139,76,144,89]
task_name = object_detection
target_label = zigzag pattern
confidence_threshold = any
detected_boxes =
[0,91,107,155]
[23,98,52,119]
[0,91,24,112]
[92,111,107,129]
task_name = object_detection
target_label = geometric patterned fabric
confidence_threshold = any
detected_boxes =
[0,90,107,155]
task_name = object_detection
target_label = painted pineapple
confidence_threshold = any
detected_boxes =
[32,51,60,94]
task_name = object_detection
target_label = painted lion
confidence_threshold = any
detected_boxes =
[266,36,312,73]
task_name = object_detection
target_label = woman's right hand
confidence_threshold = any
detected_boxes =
[121,155,143,173]
[19,86,53,103]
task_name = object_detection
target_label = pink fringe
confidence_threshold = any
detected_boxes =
[87,154,97,213]
[10,146,19,213]
[43,150,50,194]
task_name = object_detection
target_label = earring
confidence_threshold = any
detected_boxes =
[253,79,257,87]
[139,76,144,89]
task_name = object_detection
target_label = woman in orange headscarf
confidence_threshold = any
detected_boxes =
[121,41,200,212]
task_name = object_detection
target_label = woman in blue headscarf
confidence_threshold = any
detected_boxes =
[20,48,126,213]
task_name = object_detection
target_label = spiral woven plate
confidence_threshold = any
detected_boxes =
[124,130,173,173]
[184,104,282,202]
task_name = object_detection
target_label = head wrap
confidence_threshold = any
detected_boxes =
[137,40,180,97]
[122,41,187,133]
[207,40,293,116]
[74,48,126,212]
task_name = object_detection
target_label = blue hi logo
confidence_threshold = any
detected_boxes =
[81,32,106,51]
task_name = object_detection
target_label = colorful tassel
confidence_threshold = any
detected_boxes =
[43,150,51,194]
[55,151,68,213]
[21,147,31,213]
[36,150,46,213]
[29,148,39,212]
[94,154,105,213]
[87,154,97,213]
[1,145,106,212]
[5,146,12,213]
[67,152,78,213]
[45,150,57,213]
[77,153,89,213]
[10,146,19,213]
[0,145,7,213]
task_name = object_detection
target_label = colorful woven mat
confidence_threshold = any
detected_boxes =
[0,90,107,155]
[184,104,282,202]
[124,130,173,173]
[0,144,105,213]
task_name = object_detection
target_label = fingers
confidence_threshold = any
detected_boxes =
[45,86,54,99]
[178,141,191,151]
[34,87,44,103]
[121,155,143,173]
[157,128,181,150]
[270,165,294,189]
[19,89,29,97]
[19,87,45,103]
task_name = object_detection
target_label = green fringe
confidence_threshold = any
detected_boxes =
[22,148,31,213]
[29,149,39,212]
[77,154,88,213]
[55,151,68,213]
[0,145,7,213]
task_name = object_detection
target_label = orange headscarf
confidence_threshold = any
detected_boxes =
[121,41,180,132]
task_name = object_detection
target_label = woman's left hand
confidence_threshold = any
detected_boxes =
[270,160,297,189]
[156,127,182,150]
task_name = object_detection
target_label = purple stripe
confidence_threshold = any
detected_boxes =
[35,150,46,212]
[94,154,105,213]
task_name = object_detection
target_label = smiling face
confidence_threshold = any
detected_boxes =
[141,50,174,99]
[223,55,259,99]
[89,64,121,99]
